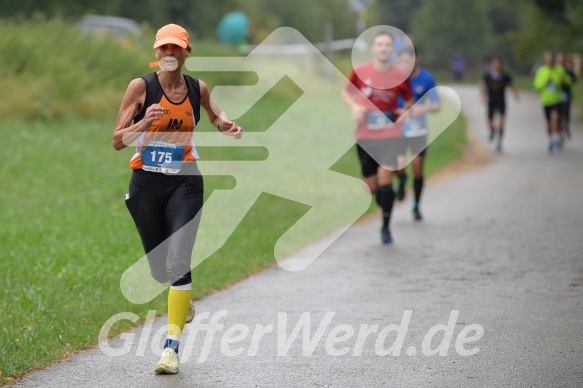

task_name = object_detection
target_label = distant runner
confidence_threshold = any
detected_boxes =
[480,55,520,152]
[555,52,576,140]
[394,46,440,221]
[342,30,413,244]
[533,52,572,153]
[450,51,465,82]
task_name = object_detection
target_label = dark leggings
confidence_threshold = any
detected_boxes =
[125,166,204,286]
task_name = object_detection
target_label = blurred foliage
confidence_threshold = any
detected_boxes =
[411,0,491,70]
[367,0,581,74]
[236,0,359,42]
[509,0,583,71]
[0,0,580,79]
[0,17,253,122]
[0,16,151,121]
[0,0,359,43]
[368,0,422,34]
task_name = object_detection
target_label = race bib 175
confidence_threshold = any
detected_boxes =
[142,140,184,174]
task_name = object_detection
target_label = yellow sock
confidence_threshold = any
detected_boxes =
[167,288,191,338]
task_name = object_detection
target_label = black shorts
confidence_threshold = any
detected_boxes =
[357,138,404,177]
[559,100,571,121]
[544,104,561,123]
[403,135,428,158]
[488,99,506,119]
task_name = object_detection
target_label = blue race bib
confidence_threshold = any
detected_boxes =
[561,91,569,102]
[367,111,395,130]
[403,116,429,138]
[546,82,557,93]
[142,140,184,174]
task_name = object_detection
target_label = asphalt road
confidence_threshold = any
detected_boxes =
[12,86,583,387]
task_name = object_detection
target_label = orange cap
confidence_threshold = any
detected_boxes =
[153,24,190,49]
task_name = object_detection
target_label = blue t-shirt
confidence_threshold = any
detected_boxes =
[451,54,464,73]
[399,68,439,137]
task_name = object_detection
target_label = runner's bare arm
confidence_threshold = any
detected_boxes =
[511,84,520,102]
[341,89,367,122]
[200,80,242,138]
[420,101,441,115]
[479,80,487,103]
[396,98,415,118]
[112,78,164,150]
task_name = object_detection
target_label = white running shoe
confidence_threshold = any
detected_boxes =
[155,348,179,374]
[186,301,195,323]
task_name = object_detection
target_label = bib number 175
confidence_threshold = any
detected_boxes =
[142,140,184,174]
[149,150,173,164]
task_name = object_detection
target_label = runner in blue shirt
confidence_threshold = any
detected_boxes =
[450,51,465,81]
[395,46,440,221]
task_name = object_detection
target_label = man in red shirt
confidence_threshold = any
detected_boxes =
[342,30,413,244]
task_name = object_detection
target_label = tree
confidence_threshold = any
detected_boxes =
[533,0,567,22]
[483,0,528,68]
[410,0,491,69]
[234,0,358,43]
[0,0,358,44]
[372,0,422,33]
[509,0,583,69]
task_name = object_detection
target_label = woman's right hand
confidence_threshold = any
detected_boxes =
[143,103,165,128]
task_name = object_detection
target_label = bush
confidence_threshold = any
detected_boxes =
[0,17,251,122]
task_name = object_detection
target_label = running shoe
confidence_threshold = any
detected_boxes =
[381,228,393,244]
[186,301,195,324]
[413,207,423,221]
[396,173,407,201]
[155,348,179,374]
[549,138,563,153]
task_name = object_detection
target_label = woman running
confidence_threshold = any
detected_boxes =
[112,23,242,374]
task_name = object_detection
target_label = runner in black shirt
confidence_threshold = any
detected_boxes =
[480,56,519,152]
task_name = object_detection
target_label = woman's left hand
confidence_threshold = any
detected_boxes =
[219,119,243,139]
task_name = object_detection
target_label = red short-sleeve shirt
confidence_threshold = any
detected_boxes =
[345,62,413,139]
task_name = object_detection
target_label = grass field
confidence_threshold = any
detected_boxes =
[0,20,468,384]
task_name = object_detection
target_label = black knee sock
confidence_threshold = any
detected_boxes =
[498,127,504,139]
[414,177,424,207]
[376,185,394,230]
